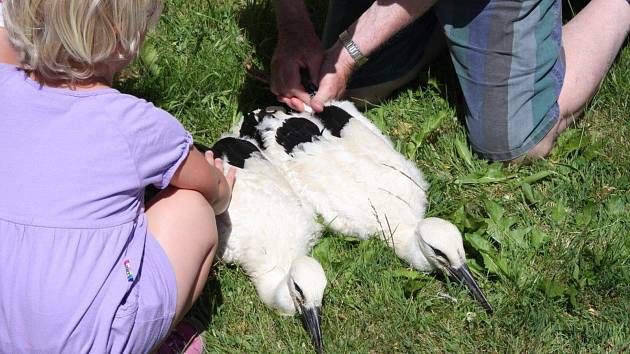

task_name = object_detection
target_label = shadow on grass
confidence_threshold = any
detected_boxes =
[114,67,166,107]
[189,275,224,331]
[235,0,278,113]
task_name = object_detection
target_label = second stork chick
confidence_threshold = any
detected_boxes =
[238,102,493,314]
[200,137,327,353]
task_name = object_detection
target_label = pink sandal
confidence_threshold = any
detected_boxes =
[157,318,205,354]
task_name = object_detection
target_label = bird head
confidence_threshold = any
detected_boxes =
[287,256,327,354]
[417,217,494,314]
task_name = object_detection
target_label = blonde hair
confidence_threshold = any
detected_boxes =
[3,0,162,84]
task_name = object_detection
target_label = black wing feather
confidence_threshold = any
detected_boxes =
[314,105,352,137]
[210,137,261,168]
[275,118,322,154]
[239,111,265,148]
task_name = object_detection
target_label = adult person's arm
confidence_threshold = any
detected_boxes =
[310,0,437,112]
[271,0,324,112]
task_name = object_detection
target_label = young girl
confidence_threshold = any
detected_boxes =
[0,1,235,352]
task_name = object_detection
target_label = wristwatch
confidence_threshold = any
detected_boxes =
[339,30,368,67]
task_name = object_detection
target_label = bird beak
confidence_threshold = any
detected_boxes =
[448,264,494,314]
[299,304,324,353]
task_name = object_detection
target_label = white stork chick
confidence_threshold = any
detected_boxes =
[237,102,493,314]
[200,137,327,353]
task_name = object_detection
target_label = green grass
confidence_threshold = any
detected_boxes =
[117,0,630,352]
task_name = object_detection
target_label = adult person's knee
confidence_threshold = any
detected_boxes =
[465,107,562,163]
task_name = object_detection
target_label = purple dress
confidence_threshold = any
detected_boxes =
[0,63,191,353]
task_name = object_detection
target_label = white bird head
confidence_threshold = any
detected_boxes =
[417,217,493,313]
[287,256,327,354]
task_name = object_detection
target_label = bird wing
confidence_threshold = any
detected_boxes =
[211,136,321,278]
[244,102,429,244]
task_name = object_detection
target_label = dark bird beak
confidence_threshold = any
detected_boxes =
[299,304,324,353]
[448,264,494,314]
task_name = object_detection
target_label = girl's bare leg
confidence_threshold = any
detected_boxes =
[145,187,218,327]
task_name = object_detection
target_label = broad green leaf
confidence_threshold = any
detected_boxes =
[403,279,424,298]
[388,269,423,280]
[371,109,387,132]
[567,287,578,308]
[572,263,582,282]
[465,232,496,255]
[487,162,504,175]
[605,196,626,216]
[342,236,361,244]
[467,258,485,275]
[576,202,596,226]
[408,112,447,149]
[551,201,568,223]
[395,138,404,154]
[540,278,566,299]
[450,205,468,230]
[516,170,557,185]
[521,183,537,204]
[140,44,161,77]
[485,200,505,222]
[509,227,531,248]
[484,200,517,245]
[530,229,549,249]
[455,164,516,185]
[495,256,512,279]
[450,205,483,232]
[405,141,417,160]
[312,237,332,257]
[411,131,425,146]
[419,111,448,138]
[455,174,514,185]
[454,137,474,169]
[550,129,586,158]
[481,252,503,276]
[582,139,605,161]
[486,222,506,245]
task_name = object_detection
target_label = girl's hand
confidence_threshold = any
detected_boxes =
[204,151,236,215]
[168,147,236,215]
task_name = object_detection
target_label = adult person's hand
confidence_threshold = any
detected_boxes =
[271,0,324,112]
[309,42,355,112]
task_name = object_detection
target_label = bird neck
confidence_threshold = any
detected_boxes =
[253,268,295,315]
[390,225,432,272]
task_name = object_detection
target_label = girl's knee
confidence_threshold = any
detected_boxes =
[147,187,218,251]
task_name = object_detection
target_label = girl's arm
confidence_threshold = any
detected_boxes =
[169,147,236,215]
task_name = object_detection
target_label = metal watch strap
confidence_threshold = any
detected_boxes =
[339,30,368,67]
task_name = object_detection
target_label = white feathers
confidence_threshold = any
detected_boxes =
[241,101,441,272]
[211,136,325,315]
[220,99,492,316]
